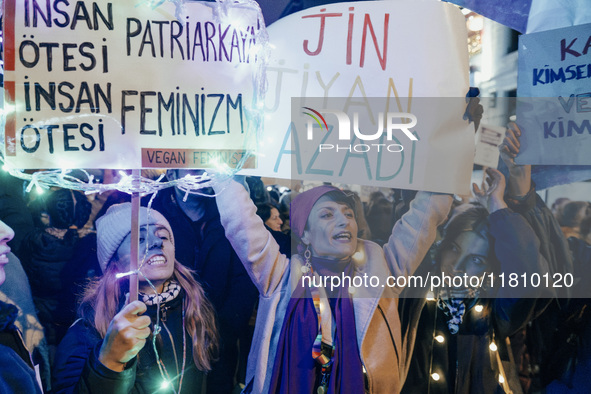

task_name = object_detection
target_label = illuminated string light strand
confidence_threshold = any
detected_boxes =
[0,157,235,198]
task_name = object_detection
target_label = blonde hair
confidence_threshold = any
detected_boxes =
[79,260,218,371]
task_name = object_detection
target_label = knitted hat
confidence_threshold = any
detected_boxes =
[290,185,353,239]
[95,203,174,273]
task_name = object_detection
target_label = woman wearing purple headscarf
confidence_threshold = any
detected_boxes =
[214,177,453,394]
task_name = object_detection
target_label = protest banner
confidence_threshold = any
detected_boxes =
[2,0,266,170]
[443,0,591,34]
[531,165,591,190]
[516,23,591,165]
[474,124,504,168]
[242,0,474,195]
[444,0,531,33]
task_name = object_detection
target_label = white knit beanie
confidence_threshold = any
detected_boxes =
[95,203,174,273]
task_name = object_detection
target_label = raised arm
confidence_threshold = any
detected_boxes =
[500,122,531,198]
[499,122,573,283]
[473,168,554,335]
[213,179,289,297]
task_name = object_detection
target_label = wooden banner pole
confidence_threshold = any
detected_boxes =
[129,169,140,302]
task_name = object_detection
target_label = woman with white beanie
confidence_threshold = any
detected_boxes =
[52,203,218,393]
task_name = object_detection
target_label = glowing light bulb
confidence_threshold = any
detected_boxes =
[352,251,364,261]
[467,15,484,32]
[474,304,483,312]
[498,374,505,384]
[160,380,171,389]
[115,271,133,279]
[435,335,445,343]
[431,373,440,381]
[426,291,435,301]
[489,342,498,352]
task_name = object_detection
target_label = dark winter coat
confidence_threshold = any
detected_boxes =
[0,300,42,394]
[52,290,205,394]
[504,188,576,392]
[402,208,552,394]
[20,230,98,346]
[150,188,258,393]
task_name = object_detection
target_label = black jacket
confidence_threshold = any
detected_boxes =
[402,208,552,394]
[0,300,42,394]
[52,291,205,394]
[149,188,258,393]
[20,230,98,346]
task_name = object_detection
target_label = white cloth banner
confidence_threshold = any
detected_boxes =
[243,0,474,195]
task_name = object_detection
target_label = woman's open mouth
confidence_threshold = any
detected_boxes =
[147,255,166,266]
[0,248,10,264]
[333,231,352,241]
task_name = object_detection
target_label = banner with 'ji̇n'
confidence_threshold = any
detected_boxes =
[243,1,474,195]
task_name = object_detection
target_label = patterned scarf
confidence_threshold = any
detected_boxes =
[140,279,181,305]
[437,298,466,334]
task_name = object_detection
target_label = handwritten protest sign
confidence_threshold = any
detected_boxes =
[242,1,474,195]
[3,0,265,169]
[474,124,504,168]
[517,23,591,165]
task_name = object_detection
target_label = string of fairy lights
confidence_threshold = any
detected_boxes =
[0,157,235,197]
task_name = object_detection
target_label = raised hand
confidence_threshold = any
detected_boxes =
[499,121,521,169]
[98,300,151,372]
[473,168,509,213]
[464,87,483,132]
[499,122,531,198]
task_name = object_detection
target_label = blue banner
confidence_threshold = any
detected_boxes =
[444,0,531,33]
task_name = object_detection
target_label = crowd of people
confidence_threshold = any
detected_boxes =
[0,122,590,394]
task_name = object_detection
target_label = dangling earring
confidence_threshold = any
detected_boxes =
[301,245,312,274]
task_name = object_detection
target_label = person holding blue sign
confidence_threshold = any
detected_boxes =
[498,122,591,393]
[401,165,555,394]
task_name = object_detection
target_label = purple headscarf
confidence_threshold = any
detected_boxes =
[290,185,351,239]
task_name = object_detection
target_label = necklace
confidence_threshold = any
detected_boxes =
[153,298,187,394]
